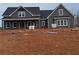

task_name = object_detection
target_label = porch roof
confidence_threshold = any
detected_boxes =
[2,18,40,21]
[53,16,71,19]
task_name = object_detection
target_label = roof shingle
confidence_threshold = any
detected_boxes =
[40,10,53,18]
[3,7,40,16]
[2,6,53,19]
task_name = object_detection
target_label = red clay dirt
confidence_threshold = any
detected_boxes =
[0,28,79,55]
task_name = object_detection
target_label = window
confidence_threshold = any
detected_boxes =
[6,22,10,28]
[61,20,63,25]
[18,11,25,17]
[13,22,17,28]
[42,21,45,26]
[59,9,63,16]
[57,20,68,26]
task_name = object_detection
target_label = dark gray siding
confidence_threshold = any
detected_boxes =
[48,4,74,28]
[69,17,75,28]
[52,5,73,17]
[11,9,32,18]
[40,20,48,28]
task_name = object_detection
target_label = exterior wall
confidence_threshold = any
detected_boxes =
[48,17,54,28]
[2,20,4,29]
[40,19,48,28]
[69,17,75,28]
[48,4,74,28]
[10,8,32,18]
[48,17,74,28]
[52,5,73,17]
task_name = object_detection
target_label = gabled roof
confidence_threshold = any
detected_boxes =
[2,6,40,16]
[47,4,74,19]
[2,4,74,19]
[3,7,17,16]
[40,10,53,19]
[24,7,40,16]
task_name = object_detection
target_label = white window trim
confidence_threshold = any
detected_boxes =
[59,9,63,16]
[57,20,60,26]
[18,11,25,17]
[57,20,68,26]
[6,22,10,28]
[63,20,68,26]
[12,22,17,28]
[42,21,45,26]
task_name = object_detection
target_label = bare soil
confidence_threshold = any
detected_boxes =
[0,28,79,55]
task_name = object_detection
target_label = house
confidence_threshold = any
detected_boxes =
[2,4,74,29]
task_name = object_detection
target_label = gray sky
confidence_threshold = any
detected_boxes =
[0,3,79,27]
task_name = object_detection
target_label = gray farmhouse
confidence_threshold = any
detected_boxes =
[2,4,74,29]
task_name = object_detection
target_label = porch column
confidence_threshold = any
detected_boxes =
[2,20,4,29]
[10,22,11,28]
[39,19,40,28]
[26,21,28,29]
[24,21,26,29]
[19,22,20,29]
[68,19,70,28]
[12,22,13,29]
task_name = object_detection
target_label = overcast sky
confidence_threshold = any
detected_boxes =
[0,3,79,27]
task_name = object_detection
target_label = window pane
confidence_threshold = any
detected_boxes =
[19,14,21,16]
[59,9,63,16]
[18,11,25,17]
[18,12,21,17]
[22,13,24,16]
[22,12,25,17]
[61,20,63,25]
[60,10,62,14]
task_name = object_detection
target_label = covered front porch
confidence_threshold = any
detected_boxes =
[3,20,40,29]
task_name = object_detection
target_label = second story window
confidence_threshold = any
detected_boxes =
[18,11,25,17]
[59,9,63,16]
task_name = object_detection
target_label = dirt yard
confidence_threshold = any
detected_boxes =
[0,28,79,55]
